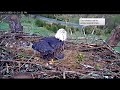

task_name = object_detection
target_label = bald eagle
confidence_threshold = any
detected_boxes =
[32,28,67,62]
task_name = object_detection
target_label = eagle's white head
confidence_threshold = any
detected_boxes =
[55,28,67,41]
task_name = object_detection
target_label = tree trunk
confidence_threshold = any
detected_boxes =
[106,25,120,47]
[8,15,23,33]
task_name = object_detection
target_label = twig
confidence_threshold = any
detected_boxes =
[79,46,106,51]
[0,59,40,65]
[100,39,120,55]
[63,71,66,79]
[0,59,53,70]
[0,16,9,23]
[0,39,6,45]
[46,75,60,79]
[6,63,9,74]
[19,54,35,70]
[80,64,94,69]
[0,68,7,73]
[31,74,35,79]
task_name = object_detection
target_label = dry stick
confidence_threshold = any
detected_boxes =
[3,59,119,67]
[47,76,60,79]
[24,69,82,75]
[63,71,86,79]
[18,54,36,70]
[32,70,84,78]
[31,74,35,79]
[0,68,7,73]
[0,16,9,23]
[21,36,43,38]
[64,71,83,75]
[105,47,120,58]
[0,59,53,71]
[1,60,91,78]
[63,71,66,79]
[79,46,106,51]
[0,39,6,45]
[18,62,21,71]
[100,39,120,55]
[6,63,9,74]
[0,59,41,65]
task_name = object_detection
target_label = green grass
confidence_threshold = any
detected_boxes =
[0,22,9,31]
[114,42,120,52]
[21,15,55,36]
[0,15,55,36]
[23,26,54,36]
[114,47,120,52]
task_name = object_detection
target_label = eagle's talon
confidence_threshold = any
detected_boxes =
[49,59,55,65]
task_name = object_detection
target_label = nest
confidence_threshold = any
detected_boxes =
[0,32,120,79]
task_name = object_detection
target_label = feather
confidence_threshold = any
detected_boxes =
[32,28,67,61]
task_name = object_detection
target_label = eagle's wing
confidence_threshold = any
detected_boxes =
[34,37,65,60]
[53,41,64,60]
[32,40,54,55]
[40,37,60,49]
